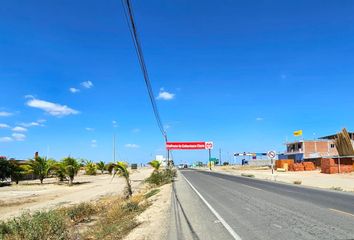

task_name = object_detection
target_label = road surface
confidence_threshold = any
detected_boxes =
[168,169,354,240]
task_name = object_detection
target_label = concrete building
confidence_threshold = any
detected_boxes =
[279,132,354,163]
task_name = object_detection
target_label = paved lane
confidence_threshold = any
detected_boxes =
[170,169,354,240]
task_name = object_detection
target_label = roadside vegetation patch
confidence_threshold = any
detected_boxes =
[145,168,177,186]
[293,180,302,185]
[144,188,160,199]
[0,210,71,240]
[331,186,343,191]
[241,173,255,178]
[83,194,150,240]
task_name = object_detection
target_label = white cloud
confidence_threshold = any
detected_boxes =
[69,87,80,93]
[164,124,171,130]
[280,74,287,79]
[156,88,175,100]
[19,120,45,128]
[91,139,97,148]
[0,111,13,117]
[12,126,27,132]
[26,97,79,117]
[85,127,95,131]
[132,128,140,133]
[0,123,10,129]
[256,117,264,121]
[12,133,26,141]
[125,143,140,148]
[20,122,39,127]
[112,120,118,128]
[81,81,93,89]
[0,137,12,142]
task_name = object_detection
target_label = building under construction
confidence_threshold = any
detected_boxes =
[278,131,354,162]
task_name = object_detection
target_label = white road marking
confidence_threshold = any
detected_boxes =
[329,208,354,218]
[272,224,282,229]
[181,173,243,240]
[243,185,263,191]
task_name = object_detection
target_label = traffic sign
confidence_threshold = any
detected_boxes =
[267,150,276,159]
[205,141,213,150]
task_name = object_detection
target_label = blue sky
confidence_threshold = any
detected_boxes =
[1,0,354,164]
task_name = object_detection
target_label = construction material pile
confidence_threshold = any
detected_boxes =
[321,158,353,174]
[288,162,315,171]
[334,128,354,156]
[302,162,316,171]
[275,159,294,170]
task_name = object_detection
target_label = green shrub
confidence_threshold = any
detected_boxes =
[293,180,302,185]
[144,189,160,199]
[62,202,96,224]
[0,210,70,240]
[145,168,176,186]
[85,161,97,176]
[123,201,140,212]
[331,186,343,191]
[241,173,255,178]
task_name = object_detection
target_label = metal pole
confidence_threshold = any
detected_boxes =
[219,148,222,166]
[167,149,170,167]
[209,149,212,170]
[113,134,116,162]
[271,159,274,175]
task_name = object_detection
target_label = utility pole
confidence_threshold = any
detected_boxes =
[219,148,222,165]
[209,149,212,170]
[113,133,116,162]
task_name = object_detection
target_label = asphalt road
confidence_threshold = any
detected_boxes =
[168,169,354,240]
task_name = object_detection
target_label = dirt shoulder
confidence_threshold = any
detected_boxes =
[124,183,172,240]
[0,168,152,221]
[198,166,354,192]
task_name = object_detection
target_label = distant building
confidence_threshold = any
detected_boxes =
[154,155,172,167]
[279,132,354,162]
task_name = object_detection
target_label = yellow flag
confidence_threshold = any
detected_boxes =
[294,130,303,137]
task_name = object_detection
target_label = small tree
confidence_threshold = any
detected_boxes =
[113,162,132,198]
[106,163,115,174]
[9,160,29,184]
[51,162,67,182]
[62,157,80,186]
[96,161,105,174]
[29,157,50,184]
[85,160,97,175]
[148,160,161,172]
[0,157,11,182]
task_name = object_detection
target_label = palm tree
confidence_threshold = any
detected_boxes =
[85,160,97,175]
[51,162,67,182]
[62,157,80,186]
[113,162,132,198]
[96,161,105,174]
[148,160,161,172]
[29,156,50,184]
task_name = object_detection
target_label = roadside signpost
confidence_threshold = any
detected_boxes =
[267,150,276,175]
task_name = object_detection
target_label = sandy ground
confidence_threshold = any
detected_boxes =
[0,168,152,221]
[199,166,354,192]
[124,183,172,240]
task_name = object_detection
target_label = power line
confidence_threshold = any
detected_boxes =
[121,0,167,142]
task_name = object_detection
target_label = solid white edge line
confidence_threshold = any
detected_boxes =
[181,172,243,240]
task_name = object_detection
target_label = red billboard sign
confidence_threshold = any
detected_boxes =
[166,142,213,150]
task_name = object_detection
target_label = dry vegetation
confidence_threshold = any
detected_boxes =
[0,167,175,240]
[0,190,151,240]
